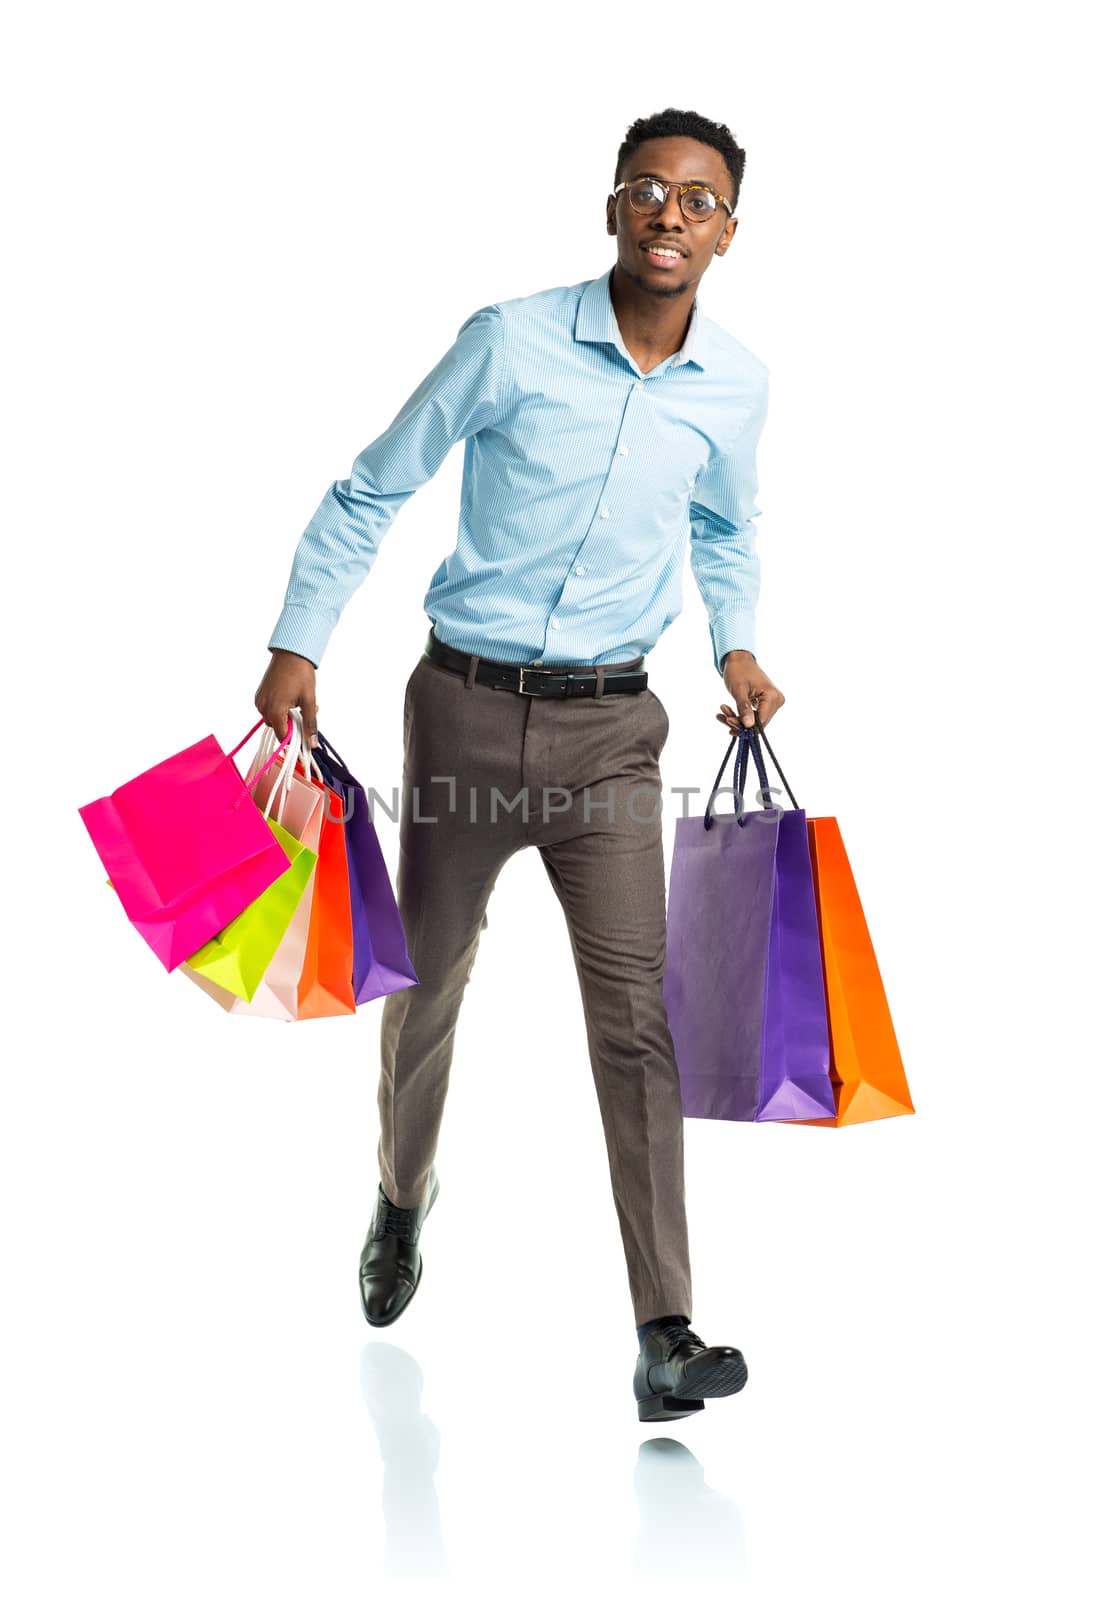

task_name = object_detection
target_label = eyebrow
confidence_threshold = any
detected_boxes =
[630,172,717,188]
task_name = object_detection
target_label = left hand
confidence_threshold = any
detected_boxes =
[716,649,785,732]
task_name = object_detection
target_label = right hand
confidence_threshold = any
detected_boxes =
[255,648,319,748]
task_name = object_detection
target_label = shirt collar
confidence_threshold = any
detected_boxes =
[575,264,708,372]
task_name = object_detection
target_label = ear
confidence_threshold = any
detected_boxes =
[714,216,739,256]
[606,195,617,235]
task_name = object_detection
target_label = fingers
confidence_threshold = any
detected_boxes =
[753,686,785,728]
[715,687,785,731]
[258,701,318,748]
[716,696,759,729]
[254,655,319,747]
[256,699,292,740]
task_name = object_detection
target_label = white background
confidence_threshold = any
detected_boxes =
[3,2,1097,1595]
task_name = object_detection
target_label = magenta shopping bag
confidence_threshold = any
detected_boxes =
[663,723,835,1123]
[310,732,418,1004]
[79,717,294,972]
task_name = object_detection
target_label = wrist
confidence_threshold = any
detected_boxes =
[269,646,318,670]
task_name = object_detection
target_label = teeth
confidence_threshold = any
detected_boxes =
[647,247,680,257]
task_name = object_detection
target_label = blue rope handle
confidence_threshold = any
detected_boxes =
[703,720,799,830]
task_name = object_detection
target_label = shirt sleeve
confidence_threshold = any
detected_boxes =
[268,304,508,667]
[688,371,769,675]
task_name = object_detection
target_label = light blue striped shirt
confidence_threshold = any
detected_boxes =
[269,265,769,675]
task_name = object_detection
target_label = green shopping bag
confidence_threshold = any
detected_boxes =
[183,816,317,1001]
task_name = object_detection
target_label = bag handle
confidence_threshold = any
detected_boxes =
[753,719,798,812]
[255,713,326,783]
[312,730,361,787]
[702,721,800,831]
[261,716,302,825]
[227,717,292,792]
[288,715,326,789]
[228,717,294,813]
[313,730,347,768]
[702,727,749,831]
[250,712,326,824]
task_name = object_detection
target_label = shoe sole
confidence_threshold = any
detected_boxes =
[359,1173,440,1329]
[636,1352,749,1422]
[637,1392,706,1422]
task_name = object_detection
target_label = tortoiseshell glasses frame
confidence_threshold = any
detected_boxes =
[613,175,735,221]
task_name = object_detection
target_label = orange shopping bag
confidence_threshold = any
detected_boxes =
[793,815,915,1127]
[297,784,356,1019]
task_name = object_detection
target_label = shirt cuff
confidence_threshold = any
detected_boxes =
[712,613,757,675]
[267,603,337,669]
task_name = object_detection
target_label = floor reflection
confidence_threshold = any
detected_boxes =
[359,1342,448,1577]
[632,1436,747,1578]
[360,1344,746,1581]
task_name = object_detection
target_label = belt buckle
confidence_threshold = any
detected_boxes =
[515,664,562,696]
[515,664,576,697]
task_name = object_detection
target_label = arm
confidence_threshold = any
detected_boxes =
[689,373,786,730]
[688,371,768,676]
[267,303,510,669]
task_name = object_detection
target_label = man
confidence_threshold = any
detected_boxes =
[256,107,785,1423]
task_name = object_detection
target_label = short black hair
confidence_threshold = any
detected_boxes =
[614,107,747,213]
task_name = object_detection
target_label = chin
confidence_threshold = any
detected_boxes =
[619,258,694,298]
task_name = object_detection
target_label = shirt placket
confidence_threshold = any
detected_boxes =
[531,357,678,666]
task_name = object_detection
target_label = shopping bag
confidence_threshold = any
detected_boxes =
[663,724,835,1122]
[296,778,356,1019]
[183,814,317,1000]
[311,731,418,1004]
[789,812,915,1126]
[180,712,326,1019]
[79,717,295,971]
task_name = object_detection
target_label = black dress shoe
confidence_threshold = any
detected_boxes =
[359,1166,440,1328]
[633,1319,749,1422]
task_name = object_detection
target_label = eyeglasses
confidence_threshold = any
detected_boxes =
[614,175,734,222]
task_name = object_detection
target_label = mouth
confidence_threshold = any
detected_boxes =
[640,241,687,269]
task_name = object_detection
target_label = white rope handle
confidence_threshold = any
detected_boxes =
[260,716,301,826]
[255,711,325,825]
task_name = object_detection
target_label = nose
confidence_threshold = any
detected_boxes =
[654,186,685,229]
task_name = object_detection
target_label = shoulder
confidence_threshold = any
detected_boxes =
[454,279,578,337]
[456,280,586,378]
[492,277,588,327]
[469,278,589,349]
[701,314,769,393]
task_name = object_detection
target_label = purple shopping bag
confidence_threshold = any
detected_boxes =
[310,732,418,1004]
[79,717,295,972]
[663,724,835,1122]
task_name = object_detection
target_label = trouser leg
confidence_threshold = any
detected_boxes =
[377,658,525,1209]
[534,689,692,1326]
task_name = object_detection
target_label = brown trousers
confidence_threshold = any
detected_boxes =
[376,643,692,1325]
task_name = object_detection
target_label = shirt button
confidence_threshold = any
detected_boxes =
[531,658,543,665]
[619,444,629,456]
[599,505,610,518]
[575,564,586,575]
[634,379,643,389]
[549,618,561,630]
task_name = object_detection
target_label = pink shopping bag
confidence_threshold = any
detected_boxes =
[79,717,295,972]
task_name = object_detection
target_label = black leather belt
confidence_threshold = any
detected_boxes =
[424,629,648,698]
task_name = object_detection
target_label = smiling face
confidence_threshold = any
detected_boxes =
[606,135,739,298]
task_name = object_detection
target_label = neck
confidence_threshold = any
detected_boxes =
[608,261,695,367]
